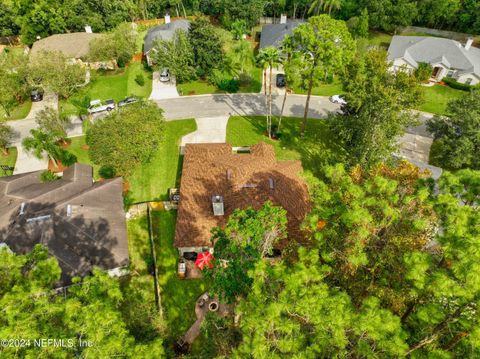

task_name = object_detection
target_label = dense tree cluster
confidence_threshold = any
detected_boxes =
[86,101,165,175]
[0,245,164,357]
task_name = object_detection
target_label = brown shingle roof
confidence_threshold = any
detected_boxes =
[31,32,103,59]
[174,143,310,248]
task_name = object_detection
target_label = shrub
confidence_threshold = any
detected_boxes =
[99,165,117,179]
[39,170,59,182]
[217,78,240,93]
[135,73,145,86]
[117,52,130,68]
[415,63,433,82]
[443,77,475,91]
[59,151,78,166]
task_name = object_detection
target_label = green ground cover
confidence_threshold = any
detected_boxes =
[128,119,196,203]
[226,116,345,176]
[0,147,17,176]
[1,100,32,121]
[416,84,465,114]
[66,136,100,178]
[293,78,344,96]
[60,64,153,115]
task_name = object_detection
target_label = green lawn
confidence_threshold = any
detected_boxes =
[293,79,344,96]
[153,210,208,350]
[60,64,153,115]
[66,136,101,178]
[416,84,465,114]
[367,31,393,48]
[128,119,196,203]
[177,81,220,96]
[227,116,345,176]
[1,100,32,121]
[0,147,17,176]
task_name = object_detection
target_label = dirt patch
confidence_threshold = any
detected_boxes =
[123,180,130,193]
[81,144,90,150]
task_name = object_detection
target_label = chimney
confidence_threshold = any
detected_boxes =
[212,195,224,216]
[85,25,92,33]
[280,14,287,24]
[465,37,473,51]
[165,14,171,24]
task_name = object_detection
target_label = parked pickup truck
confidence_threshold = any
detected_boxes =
[88,99,116,114]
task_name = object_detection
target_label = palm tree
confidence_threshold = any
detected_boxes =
[257,47,281,138]
[22,129,63,169]
[278,38,295,135]
[323,0,342,15]
[309,0,325,15]
[233,40,253,74]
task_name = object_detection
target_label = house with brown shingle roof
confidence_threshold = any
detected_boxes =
[31,32,103,60]
[174,143,310,255]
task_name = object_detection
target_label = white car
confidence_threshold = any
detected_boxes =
[329,95,347,105]
[88,99,116,114]
[160,68,170,82]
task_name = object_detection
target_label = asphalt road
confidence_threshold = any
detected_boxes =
[154,94,340,120]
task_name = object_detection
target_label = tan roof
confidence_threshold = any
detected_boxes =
[174,143,311,248]
[31,32,103,59]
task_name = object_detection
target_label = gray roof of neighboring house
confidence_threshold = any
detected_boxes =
[259,20,305,49]
[0,164,129,287]
[387,35,480,77]
[31,32,103,59]
[144,20,190,54]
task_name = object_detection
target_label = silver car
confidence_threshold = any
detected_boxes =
[88,99,116,114]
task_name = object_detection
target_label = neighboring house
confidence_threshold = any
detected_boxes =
[31,32,102,61]
[143,16,190,66]
[174,143,310,256]
[0,164,129,287]
[259,15,304,50]
[388,35,480,85]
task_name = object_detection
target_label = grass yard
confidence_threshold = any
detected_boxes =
[0,147,17,177]
[128,119,196,203]
[227,116,346,176]
[293,79,344,97]
[367,31,393,48]
[416,84,465,114]
[153,210,208,351]
[60,64,153,115]
[66,136,101,178]
[1,100,32,121]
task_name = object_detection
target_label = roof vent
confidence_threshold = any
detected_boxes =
[269,178,275,189]
[19,202,26,216]
[212,195,224,216]
[66,204,73,217]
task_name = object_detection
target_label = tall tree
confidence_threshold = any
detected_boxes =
[0,50,30,117]
[232,39,253,75]
[289,15,355,136]
[205,202,288,303]
[233,249,408,357]
[257,47,281,138]
[35,107,70,144]
[86,101,164,175]
[0,121,13,155]
[305,162,437,312]
[28,50,86,99]
[22,128,64,169]
[188,17,224,78]
[427,91,480,170]
[329,49,421,168]
[151,29,196,83]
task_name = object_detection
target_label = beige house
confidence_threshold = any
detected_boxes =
[388,35,480,85]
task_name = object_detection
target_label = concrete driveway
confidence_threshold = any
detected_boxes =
[149,71,179,100]
[181,116,229,149]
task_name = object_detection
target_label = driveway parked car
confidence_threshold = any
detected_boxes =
[118,96,140,107]
[329,95,347,105]
[88,99,116,114]
[276,73,286,88]
[30,89,44,102]
[160,68,170,82]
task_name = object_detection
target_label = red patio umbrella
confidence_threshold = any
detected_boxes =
[195,251,214,270]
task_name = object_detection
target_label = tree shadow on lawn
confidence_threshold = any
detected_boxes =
[230,116,347,178]
[152,210,209,352]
